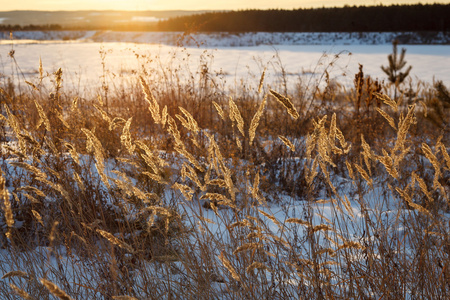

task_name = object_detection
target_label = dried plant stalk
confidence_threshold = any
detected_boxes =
[279,135,295,152]
[96,229,134,253]
[10,284,34,300]
[120,117,135,154]
[218,252,240,281]
[2,271,29,279]
[246,262,270,273]
[229,97,245,136]
[212,101,225,120]
[0,172,13,228]
[269,89,299,119]
[258,67,266,93]
[140,76,161,124]
[233,243,260,255]
[40,278,73,300]
[249,96,266,145]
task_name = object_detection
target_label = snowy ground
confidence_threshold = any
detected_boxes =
[1,31,449,46]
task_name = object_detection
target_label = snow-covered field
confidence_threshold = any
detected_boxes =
[1,41,449,94]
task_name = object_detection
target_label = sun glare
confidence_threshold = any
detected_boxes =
[1,0,448,11]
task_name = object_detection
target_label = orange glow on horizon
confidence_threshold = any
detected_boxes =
[1,1,449,11]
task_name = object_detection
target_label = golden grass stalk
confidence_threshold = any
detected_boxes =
[345,160,355,181]
[228,219,252,230]
[198,216,216,224]
[71,97,78,112]
[1,173,13,228]
[421,143,441,189]
[437,139,450,171]
[376,107,397,130]
[120,117,135,155]
[353,163,373,189]
[206,179,227,188]
[218,252,240,281]
[233,136,241,151]
[311,224,333,233]
[233,243,260,255]
[112,296,139,300]
[73,172,85,192]
[38,57,44,81]
[278,135,295,152]
[25,81,38,91]
[229,97,245,136]
[375,93,398,112]
[285,218,309,226]
[172,183,194,201]
[17,186,46,198]
[412,172,433,203]
[360,134,374,174]
[49,221,59,244]
[40,278,73,300]
[9,162,45,179]
[81,128,110,188]
[393,104,416,154]
[159,105,167,127]
[249,96,266,145]
[32,210,44,226]
[246,262,270,273]
[258,67,266,94]
[174,146,205,172]
[316,248,336,257]
[337,241,365,251]
[4,105,26,154]
[181,163,205,190]
[251,172,260,199]
[200,193,229,202]
[96,229,135,253]
[258,209,281,227]
[109,117,126,131]
[54,68,63,89]
[2,271,29,279]
[306,158,319,186]
[212,101,225,120]
[396,186,431,217]
[57,112,70,129]
[64,143,80,165]
[178,106,199,133]
[342,195,355,218]
[376,149,398,179]
[140,76,161,124]
[329,113,337,142]
[9,284,34,300]
[269,89,299,119]
[70,231,87,245]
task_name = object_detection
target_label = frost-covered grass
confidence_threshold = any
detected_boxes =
[0,44,449,299]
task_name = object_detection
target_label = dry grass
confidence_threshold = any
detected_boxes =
[0,46,448,299]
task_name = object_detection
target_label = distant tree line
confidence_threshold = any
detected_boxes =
[157,4,450,32]
[1,4,449,33]
[0,24,62,31]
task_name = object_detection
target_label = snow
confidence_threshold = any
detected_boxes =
[1,31,449,46]
[0,42,449,97]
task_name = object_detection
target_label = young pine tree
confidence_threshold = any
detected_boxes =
[381,40,412,98]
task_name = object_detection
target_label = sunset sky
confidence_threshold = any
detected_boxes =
[1,0,449,11]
